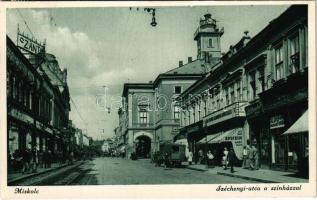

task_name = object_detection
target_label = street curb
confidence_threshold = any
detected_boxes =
[186,166,208,172]
[8,161,83,185]
[216,172,280,183]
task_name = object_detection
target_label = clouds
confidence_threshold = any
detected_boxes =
[6,6,289,139]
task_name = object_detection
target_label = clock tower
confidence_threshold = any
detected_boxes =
[194,13,224,64]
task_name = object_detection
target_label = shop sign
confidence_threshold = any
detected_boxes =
[270,115,285,129]
[224,129,243,147]
[222,129,244,160]
[9,108,33,124]
[36,121,53,134]
[204,102,247,127]
[17,33,44,55]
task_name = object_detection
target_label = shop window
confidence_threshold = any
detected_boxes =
[275,45,284,80]
[289,34,300,73]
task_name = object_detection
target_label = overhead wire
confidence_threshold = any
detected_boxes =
[16,9,35,39]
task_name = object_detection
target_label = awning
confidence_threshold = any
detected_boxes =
[208,131,231,144]
[283,110,308,135]
[208,128,244,160]
[196,132,222,144]
[119,145,126,152]
[174,139,188,145]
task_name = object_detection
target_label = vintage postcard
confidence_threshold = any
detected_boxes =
[0,1,316,198]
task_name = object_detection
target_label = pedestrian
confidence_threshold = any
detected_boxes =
[47,150,52,168]
[198,149,203,164]
[31,149,38,173]
[207,150,214,168]
[249,145,255,170]
[222,147,228,170]
[188,151,193,165]
[242,146,248,169]
[228,148,235,173]
[164,153,170,168]
[254,146,259,170]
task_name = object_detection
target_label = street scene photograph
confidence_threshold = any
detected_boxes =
[5,4,309,186]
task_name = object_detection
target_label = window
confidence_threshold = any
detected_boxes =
[174,86,182,94]
[208,38,213,47]
[230,85,235,103]
[258,67,265,93]
[290,35,300,73]
[18,82,23,103]
[193,106,196,122]
[29,91,33,110]
[275,45,284,80]
[236,81,241,101]
[225,88,229,105]
[203,99,207,116]
[139,108,148,124]
[174,104,180,120]
[197,103,201,121]
[249,71,256,100]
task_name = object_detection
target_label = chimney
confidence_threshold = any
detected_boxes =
[179,61,183,67]
[243,30,251,46]
[188,57,192,63]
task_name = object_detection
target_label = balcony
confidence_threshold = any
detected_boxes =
[130,123,154,129]
[155,118,180,129]
[203,101,248,127]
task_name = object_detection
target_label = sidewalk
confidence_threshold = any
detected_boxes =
[8,161,81,185]
[187,164,308,183]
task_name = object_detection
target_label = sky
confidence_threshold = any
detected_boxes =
[6,5,290,140]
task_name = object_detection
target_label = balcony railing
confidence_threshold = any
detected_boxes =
[130,123,154,129]
[203,101,248,127]
[155,118,180,126]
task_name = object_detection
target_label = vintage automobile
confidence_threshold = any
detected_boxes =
[153,143,188,167]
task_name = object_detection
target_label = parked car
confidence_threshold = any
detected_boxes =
[154,144,187,167]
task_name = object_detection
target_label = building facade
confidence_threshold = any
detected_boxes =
[176,5,308,172]
[7,35,71,172]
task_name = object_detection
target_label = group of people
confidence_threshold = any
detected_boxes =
[8,148,54,174]
[186,145,259,173]
[8,148,78,174]
[187,149,216,168]
[242,145,260,170]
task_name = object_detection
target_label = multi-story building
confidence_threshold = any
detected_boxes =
[176,5,308,172]
[7,34,71,171]
[117,13,224,158]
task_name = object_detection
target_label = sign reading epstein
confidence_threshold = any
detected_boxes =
[17,32,45,55]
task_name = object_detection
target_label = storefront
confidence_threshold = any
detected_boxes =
[252,69,308,171]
